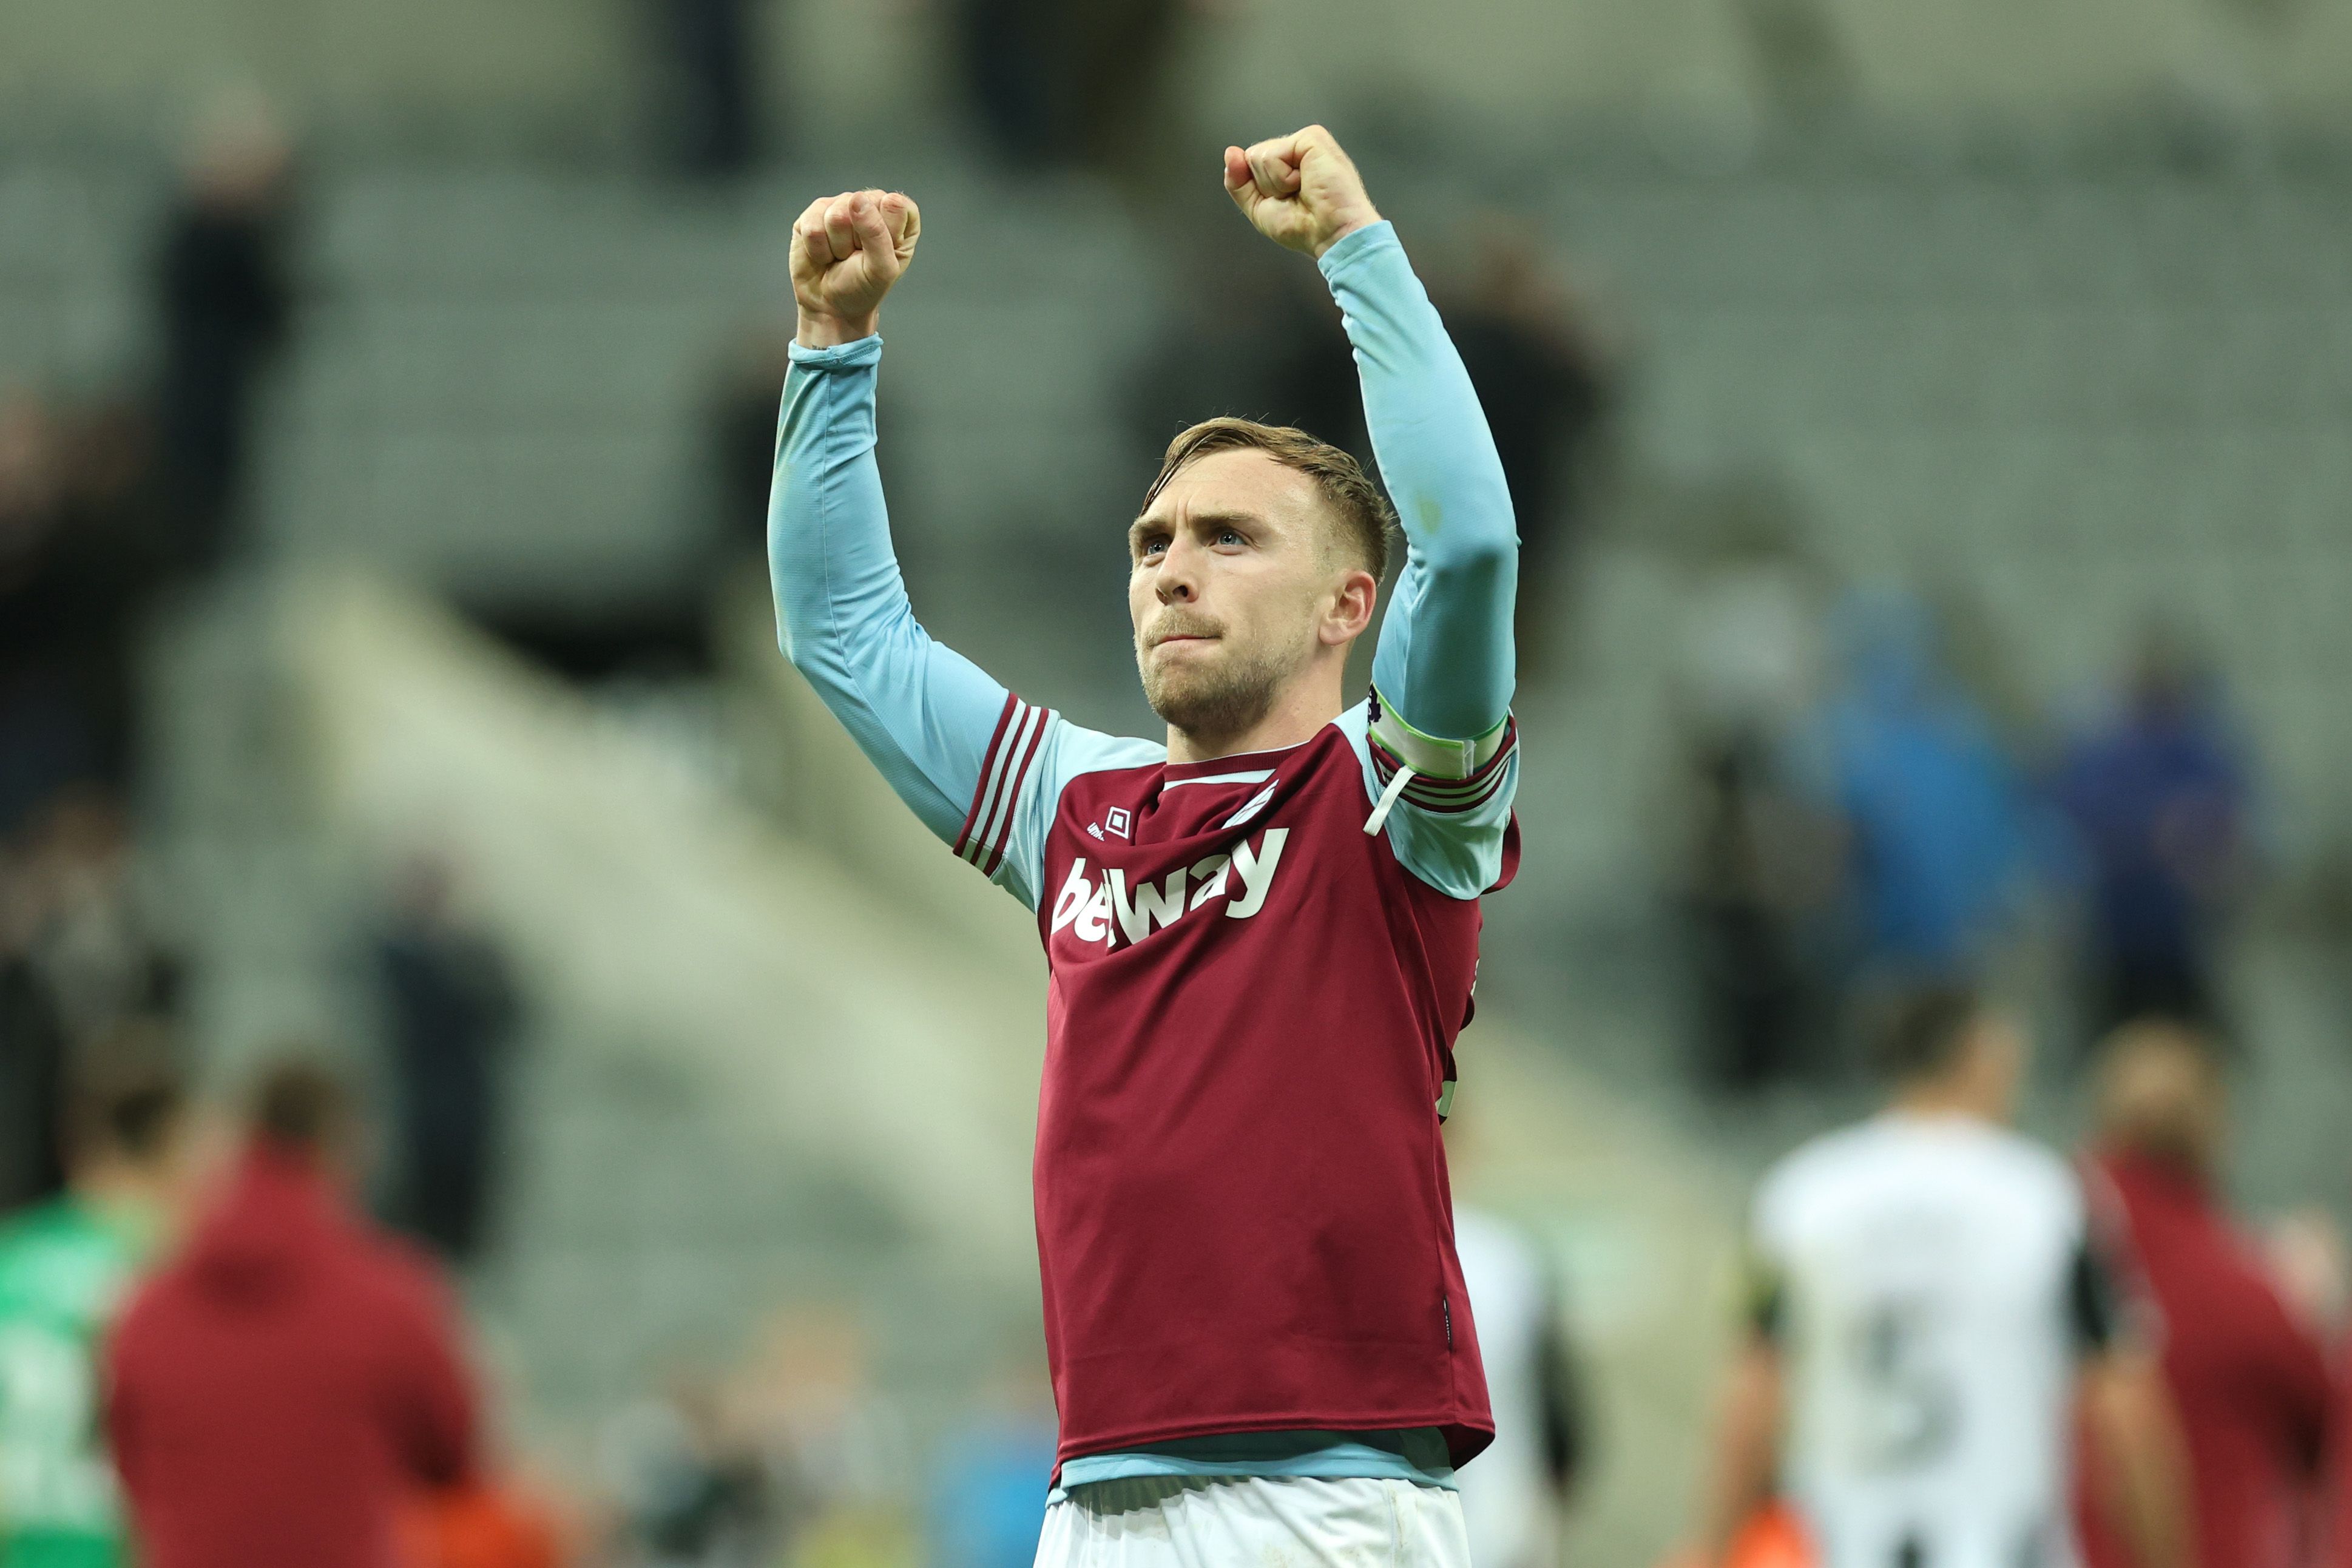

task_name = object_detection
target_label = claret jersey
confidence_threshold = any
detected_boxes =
[771,219,1522,1479]
[956,694,1518,1466]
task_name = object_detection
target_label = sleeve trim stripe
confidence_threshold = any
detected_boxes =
[963,703,1044,870]
[952,694,1022,859]
[959,700,1047,874]
[979,712,1048,877]
[1393,772,1512,815]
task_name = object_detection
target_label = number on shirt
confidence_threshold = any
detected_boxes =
[1847,1297,1959,1472]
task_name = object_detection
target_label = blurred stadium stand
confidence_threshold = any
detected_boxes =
[11,4,2352,1553]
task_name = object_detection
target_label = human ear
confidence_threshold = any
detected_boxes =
[1321,569,1378,646]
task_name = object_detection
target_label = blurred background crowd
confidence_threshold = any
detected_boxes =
[6,0,2352,1562]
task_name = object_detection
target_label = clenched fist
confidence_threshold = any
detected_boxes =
[1223,126,1382,260]
[791,188,921,348]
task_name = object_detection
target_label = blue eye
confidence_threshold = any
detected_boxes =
[1217,529,1243,547]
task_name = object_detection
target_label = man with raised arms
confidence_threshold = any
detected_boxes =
[771,125,1519,1565]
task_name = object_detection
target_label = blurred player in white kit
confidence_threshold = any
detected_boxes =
[1689,987,2190,1568]
[1453,1201,1585,1568]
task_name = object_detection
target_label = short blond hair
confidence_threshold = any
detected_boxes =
[1144,417,1396,580]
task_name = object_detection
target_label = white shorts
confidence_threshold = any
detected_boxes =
[1034,1475,1472,1568]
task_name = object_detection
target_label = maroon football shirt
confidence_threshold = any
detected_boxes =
[2075,1152,2333,1568]
[955,695,1519,1470]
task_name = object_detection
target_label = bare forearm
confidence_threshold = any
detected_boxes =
[1699,1343,1784,1564]
[2086,1358,2192,1568]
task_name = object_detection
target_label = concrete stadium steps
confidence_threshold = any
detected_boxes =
[279,575,1049,1264]
[155,572,1048,1458]
[144,576,1049,1457]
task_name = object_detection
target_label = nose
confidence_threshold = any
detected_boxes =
[1155,533,1201,606]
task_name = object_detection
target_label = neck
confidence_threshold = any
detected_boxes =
[1164,664,1346,765]
[1892,1078,2001,1124]
[2108,1140,2211,1187]
[70,1162,167,1220]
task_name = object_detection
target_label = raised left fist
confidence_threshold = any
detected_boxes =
[1223,125,1382,260]
[790,188,921,348]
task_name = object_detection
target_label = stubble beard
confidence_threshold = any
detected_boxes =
[1137,634,1297,747]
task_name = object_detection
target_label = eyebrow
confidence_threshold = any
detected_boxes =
[1127,510,1264,550]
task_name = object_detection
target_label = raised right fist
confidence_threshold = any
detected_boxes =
[791,188,921,348]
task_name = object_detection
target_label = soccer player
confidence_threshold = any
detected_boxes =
[2077,1019,2333,1568]
[771,125,1518,1564]
[1451,1199,1584,1568]
[0,1060,186,1568]
[1688,988,2191,1568]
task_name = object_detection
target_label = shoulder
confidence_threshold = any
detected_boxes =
[107,1263,186,1357]
[1755,1123,1888,1239]
[1036,717,1166,802]
[1973,1128,2087,1223]
[957,701,1159,905]
[348,1227,462,1330]
[0,1201,56,1273]
[0,1203,130,1311]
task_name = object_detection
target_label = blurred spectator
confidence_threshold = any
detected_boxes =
[107,1057,480,1568]
[0,880,71,1214]
[729,1308,917,1564]
[928,1348,1058,1568]
[1442,227,1617,675]
[0,394,158,834]
[13,791,180,1050]
[598,1382,771,1566]
[0,791,181,1214]
[649,0,764,178]
[1126,235,1363,476]
[1452,1201,1586,1568]
[1681,730,1840,1093]
[1,394,98,836]
[376,855,523,1265]
[2075,1019,2333,1568]
[1817,589,2032,985]
[2054,627,2249,1041]
[957,0,1188,175]
[1674,521,1837,1093]
[151,100,297,573]
[0,1050,188,1567]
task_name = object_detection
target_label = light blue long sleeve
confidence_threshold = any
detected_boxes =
[768,333,1012,843]
[1320,221,1520,744]
[769,219,1518,908]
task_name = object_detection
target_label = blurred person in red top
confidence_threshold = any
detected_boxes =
[2077,1019,2335,1568]
[104,1056,479,1568]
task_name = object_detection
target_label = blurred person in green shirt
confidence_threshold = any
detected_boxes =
[0,1053,188,1567]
